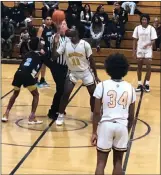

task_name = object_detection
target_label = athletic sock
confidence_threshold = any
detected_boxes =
[40,77,45,83]
[145,80,150,85]
[138,81,142,85]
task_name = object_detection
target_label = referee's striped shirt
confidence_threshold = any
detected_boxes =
[51,34,68,66]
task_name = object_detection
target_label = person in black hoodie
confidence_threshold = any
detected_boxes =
[104,16,125,48]
[9,1,25,28]
[95,5,109,26]
[113,1,128,25]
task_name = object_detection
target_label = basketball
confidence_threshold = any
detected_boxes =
[52,10,65,25]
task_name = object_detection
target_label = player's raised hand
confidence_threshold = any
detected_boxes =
[54,33,60,44]
[91,133,97,146]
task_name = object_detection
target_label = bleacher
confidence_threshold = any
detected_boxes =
[2,1,161,71]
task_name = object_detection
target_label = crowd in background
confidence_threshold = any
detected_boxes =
[1,1,161,58]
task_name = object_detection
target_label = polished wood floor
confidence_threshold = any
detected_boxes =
[1,64,160,174]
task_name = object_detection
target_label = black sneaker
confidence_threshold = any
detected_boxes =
[144,84,150,92]
[136,85,143,92]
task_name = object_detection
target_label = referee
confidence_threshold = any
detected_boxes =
[48,20,68,119]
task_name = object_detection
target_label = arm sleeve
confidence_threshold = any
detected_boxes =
[132,26,138,39]
[151,26,158,40]
[84,41,93,58]
[131,87,136,103]
[93,83,103,99]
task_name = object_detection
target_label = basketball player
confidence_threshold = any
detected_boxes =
[48,20,69,119]
[52,25,100,125]
[133,14,157,92]
[2,37,49,124]
[36,15,55,88]
[91,53,136,175]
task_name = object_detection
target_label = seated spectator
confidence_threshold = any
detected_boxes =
[25,18,37,39]
[20,1,35,17]
[80,4,93,38]
[121,1,136,15]
[153,17,161,51]
[1,16,15,58]
[90,14,104,52]
[41,1,59,20]
[9,1,25,28]
[17,27,30,58]
[113,2,128,25]
[67,1,83,14]
[95,5,109,25]
[66,3,81,27]
[104,16,125,48]
[1,2,11,20]
[122,1,142,16]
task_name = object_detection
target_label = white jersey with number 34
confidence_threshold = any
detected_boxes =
[93,80,136,126]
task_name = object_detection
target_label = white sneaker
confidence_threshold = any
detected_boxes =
[28,120,43,125]
[56,114,64,126]
[1,115,8,122]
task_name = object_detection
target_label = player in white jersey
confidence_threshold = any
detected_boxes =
[52,24,100,125]
[133,14,157,92]
[91,53,136,175]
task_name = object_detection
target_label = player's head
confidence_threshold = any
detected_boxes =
[28,37,39,51]
[140,14,150,25]
[45,15,52,26]
[65,24,84,42]
[104,53,129,80]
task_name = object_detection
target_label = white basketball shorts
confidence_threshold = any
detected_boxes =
[69,68,95,86]
[97,121,128,152]
[137,48,153,59]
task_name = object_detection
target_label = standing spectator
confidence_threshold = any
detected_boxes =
[20,1,35,17]
[113,1,128,25]
[95,5,109,25]
[104,16,125,48]
[90,14,104,52]
[132,14,157,92]
[9,1,25,28]
[41,1,59,20]
[80,4,93,38]
[153,17,161,51]
[1,16,15,58]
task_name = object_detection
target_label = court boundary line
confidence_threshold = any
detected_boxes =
[9,84,83,175]
[123,81,145,174]
[1,89,14,99]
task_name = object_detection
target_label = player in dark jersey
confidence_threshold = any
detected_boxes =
[2,37,48,124]
[36,15,54,88]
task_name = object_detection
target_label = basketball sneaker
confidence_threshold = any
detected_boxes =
[38,81,50,88]
[28,120,43,125]
[144,84,150,92]
[1,114,8,122]
[56,113,64,126]
[135,85,143,92]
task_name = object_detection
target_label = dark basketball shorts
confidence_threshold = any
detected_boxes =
[12,70,37,91]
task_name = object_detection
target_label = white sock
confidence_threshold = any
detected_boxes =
[58,113,64,118]
[146,80,150,85]
[138,81,142,85]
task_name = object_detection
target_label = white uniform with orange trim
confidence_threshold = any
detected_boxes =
[57,39,95,86]
[132,25,157,59]
[93,80,136,152]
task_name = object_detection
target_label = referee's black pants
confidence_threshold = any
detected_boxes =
[48,61,68,117]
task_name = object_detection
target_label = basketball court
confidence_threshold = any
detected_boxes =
[1,64,160,174]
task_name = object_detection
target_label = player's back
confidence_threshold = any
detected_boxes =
[18,51,43,76]
[101,79,135,126]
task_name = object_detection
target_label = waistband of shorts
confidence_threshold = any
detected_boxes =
[69,68,89,72]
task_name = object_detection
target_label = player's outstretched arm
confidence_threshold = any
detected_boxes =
[128,102,135,133]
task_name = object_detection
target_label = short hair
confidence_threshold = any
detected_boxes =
[140,14,150,24]
[104,53,129,79]
[28,37,39,51]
